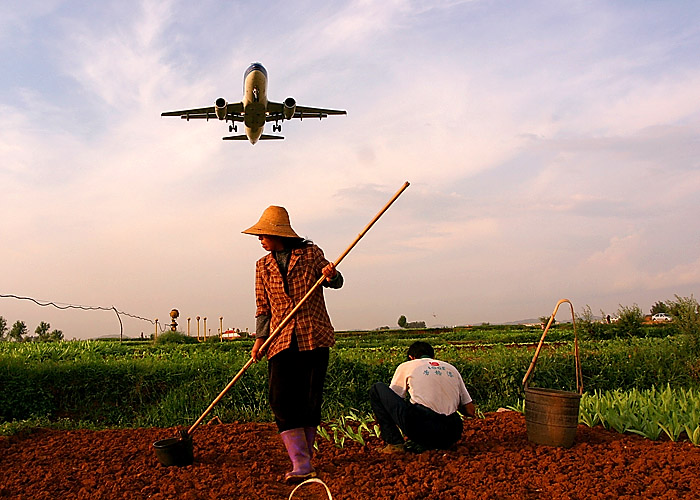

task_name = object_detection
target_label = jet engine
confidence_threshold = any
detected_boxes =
[215,98,227,120]
[283,97,296,120]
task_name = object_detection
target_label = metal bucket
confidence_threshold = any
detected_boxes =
[524,387,581,448]
[522,299,583,448]
[153,436,194,466]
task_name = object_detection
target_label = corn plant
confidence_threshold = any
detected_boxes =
[319,411,380,448]
[505,400,525,413]
[685,425,700,446]
[580,386,700,445]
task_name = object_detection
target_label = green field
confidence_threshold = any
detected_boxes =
[1,323,699,441]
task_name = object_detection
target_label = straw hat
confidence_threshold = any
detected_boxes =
[242,206,301,238]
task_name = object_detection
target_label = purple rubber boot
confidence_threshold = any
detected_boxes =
[304,426,318,458]
[280,428,316,484]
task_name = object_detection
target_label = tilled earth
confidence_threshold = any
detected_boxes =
[1,411,699,499]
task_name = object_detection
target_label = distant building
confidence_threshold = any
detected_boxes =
[222,328,241,339]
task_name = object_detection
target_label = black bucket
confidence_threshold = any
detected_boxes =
[153,436,194,466]
[524,387,581,448]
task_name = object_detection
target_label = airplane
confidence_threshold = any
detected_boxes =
[161,62,347,144]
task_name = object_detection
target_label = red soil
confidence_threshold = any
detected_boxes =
[1,411,698,499]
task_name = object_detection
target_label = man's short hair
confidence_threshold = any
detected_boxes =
[407,341,434,360]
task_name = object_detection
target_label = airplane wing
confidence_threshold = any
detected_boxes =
[293,104,346,117]
[161,102,245,121]
[266,101,346,121]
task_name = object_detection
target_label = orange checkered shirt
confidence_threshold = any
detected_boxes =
[255,244,341,359]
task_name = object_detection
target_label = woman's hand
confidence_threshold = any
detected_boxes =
[322,262,337,281]
[251,338,265,362]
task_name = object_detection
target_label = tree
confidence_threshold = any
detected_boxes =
[614,304,643,337]
[50,329,64,342]
[407,320,426,328]
[9,320,27,342]
[36,321,52,342]
[0,316,7,340]
[397,315,425,328]
[576,305,605,339]
[666,295,700,351]
[539,315,556,329]
[650,301,670,315]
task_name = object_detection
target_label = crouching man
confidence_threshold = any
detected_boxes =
[369,341,475,453]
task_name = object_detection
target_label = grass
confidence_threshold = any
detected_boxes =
[1,323,698,436]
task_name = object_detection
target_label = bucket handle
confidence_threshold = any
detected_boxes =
[522,298,582,395]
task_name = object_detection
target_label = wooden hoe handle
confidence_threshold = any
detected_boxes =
[186,181,411,437]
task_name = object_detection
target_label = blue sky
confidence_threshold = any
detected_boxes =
[1,0,699,339]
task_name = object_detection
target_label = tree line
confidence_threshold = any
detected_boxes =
[397,315,426,329]
[0,316,64,342]
[576,294,700,351]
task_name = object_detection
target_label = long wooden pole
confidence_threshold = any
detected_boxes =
[185,181,410,437]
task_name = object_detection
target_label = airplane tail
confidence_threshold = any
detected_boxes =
[222,134,284,141]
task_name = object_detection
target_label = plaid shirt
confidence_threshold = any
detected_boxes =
[255,244,341,359]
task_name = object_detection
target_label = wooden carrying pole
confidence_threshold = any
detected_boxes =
[185,181,410,437]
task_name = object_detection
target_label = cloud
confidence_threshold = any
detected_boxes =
[2,0,700,337]
[57,1,176,109]
[0,0,62,45]
[583,232,700,292]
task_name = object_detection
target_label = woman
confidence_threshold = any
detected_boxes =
[243,205,343,484]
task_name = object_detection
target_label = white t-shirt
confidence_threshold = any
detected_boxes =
[389,357,472,416]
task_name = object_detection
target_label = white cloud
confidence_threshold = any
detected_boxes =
[2,0,700,338]
[583,232,700,292]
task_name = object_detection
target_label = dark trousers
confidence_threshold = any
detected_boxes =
[268,342,329,432]
[369,382,463,449]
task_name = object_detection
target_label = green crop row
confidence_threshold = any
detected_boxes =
[0,338,245,362]
[327,335,699,412]
[336,321,679,346]
[579,385,700,445]
[1,332,699,433]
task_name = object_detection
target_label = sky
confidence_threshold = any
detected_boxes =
[1,0,700,340]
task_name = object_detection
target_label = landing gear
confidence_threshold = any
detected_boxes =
[273,123,282,133]
[229,124,238,132]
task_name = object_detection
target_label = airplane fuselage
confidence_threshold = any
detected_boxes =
[242,63,268,144]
